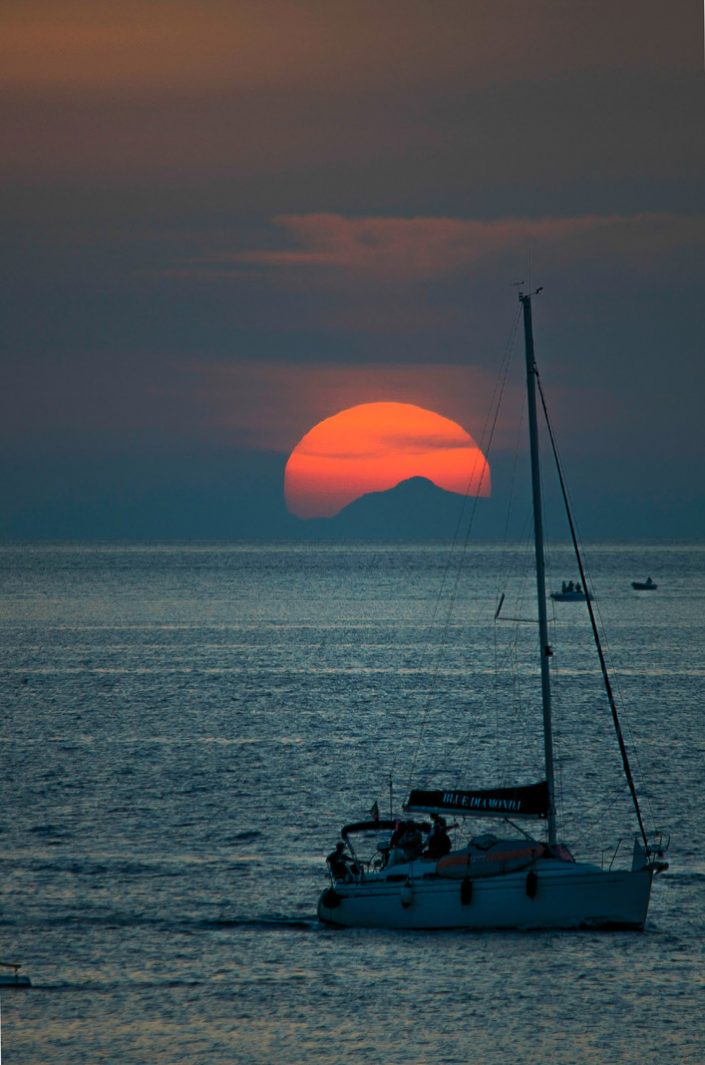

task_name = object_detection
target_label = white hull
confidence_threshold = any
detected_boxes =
[318,860,653,930]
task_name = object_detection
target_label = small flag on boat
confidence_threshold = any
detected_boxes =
[369,801,380,822]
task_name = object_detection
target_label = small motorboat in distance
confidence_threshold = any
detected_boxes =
[632,578,657,591]
[0,961,31,988]
[550,580,591,602]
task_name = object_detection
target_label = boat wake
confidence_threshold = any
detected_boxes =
[199,914,319,932]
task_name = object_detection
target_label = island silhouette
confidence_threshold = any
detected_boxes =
[295,476,480,540]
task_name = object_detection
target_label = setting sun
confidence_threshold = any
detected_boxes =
[284,401,490,519]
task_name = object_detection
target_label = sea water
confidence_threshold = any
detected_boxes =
[0,541,704,1064]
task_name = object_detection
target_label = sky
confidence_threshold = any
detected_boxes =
[1,0,703,540]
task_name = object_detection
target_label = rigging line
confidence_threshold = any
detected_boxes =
[481,508,535,779]
[385,463,488,786]
[485,380,534,786]
[559,782,635,854]
[405,307,522,791]
[403,465,488,788]
[597,641,657,832]
[494,387,528,605]
[389,333,515,785]
[489,408,532,792]
[535,373,650,847]
[444,312,524,788]
[565,564,658,833]
[567,780,636,825]
[490,537,533,781]
[465,377,534,785]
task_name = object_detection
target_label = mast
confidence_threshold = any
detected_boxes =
[520,290,557,847]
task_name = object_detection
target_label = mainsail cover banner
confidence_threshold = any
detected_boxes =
[405,781,549,819]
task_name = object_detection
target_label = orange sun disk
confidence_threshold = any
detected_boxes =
[284,401,490,519]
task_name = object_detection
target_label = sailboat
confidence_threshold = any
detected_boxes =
[317,289,668,930]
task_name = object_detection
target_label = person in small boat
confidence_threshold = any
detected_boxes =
[425,813,451,859]
[326,841,355,881]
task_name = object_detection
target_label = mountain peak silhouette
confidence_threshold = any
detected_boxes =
[302,476,477,540]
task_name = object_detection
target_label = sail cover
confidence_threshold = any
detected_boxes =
[405,781,549,819]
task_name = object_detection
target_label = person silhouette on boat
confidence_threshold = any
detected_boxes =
[326,841,356,881]
[389,819,423,863]
[425,813,451,859]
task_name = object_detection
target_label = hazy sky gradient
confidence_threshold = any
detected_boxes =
[2,1,703,538]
